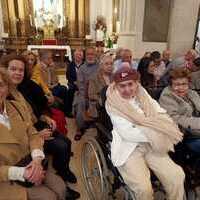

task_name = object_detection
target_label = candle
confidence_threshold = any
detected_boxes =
[29,15,33,26]
[34,18,38,35]
[62,17,64,27]
[35,18,38,29]
[96,29,104,41]
[116,21,120,33]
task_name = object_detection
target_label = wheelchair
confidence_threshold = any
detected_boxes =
[81,88,168,200]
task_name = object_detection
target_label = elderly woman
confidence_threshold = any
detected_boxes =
[0,68,66,200]
[105,67,185,200]
[87,54,113,119]
[159,67,200,154]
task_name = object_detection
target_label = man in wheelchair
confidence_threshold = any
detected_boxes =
[105,66,185,200]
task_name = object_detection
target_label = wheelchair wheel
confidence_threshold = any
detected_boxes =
[81,136,110,200]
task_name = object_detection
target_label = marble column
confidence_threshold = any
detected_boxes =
[168,0,200,57]
[117,0,136,51]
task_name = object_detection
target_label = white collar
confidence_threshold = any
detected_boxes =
[0,102,8,116]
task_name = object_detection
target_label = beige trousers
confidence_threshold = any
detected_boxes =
[27,171,66,200]
[118,144,185,200]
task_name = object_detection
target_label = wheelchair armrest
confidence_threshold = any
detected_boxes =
[95,122,112,142]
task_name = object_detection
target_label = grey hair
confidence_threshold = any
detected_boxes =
[39,50,52,60]
[99,54,113,67]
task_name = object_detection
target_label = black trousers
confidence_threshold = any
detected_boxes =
[34,121,72,178]
[44,133,72,177]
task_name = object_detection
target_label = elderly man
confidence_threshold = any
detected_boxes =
[31,50,69,115]
[168,49,198,70]
[105,66,185,200]
[162,49,171,67]
[113,48,138,72]
[73,47,99,141]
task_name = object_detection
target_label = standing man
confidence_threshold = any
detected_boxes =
[73,47,99,141]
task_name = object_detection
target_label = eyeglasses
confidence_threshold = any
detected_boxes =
[172,82,189,88]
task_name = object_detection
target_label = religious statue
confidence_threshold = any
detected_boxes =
[95,15,107,47]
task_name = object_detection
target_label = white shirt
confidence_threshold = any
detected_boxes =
[106,98,148,167]
[0,104,11,129]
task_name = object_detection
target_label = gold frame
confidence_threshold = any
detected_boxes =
[1,0,90,38]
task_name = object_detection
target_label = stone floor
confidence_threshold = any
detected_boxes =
[58,74,91,200]
[66,117,90,200]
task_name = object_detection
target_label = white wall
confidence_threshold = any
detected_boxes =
[89,0,113,40]
[168,0,200,57]
[117,0,200,58]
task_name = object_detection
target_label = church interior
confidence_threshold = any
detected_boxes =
[1,0,200,200]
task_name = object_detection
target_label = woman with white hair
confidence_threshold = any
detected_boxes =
[86,54,113,119]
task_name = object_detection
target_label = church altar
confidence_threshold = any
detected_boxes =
[27,45,72,61]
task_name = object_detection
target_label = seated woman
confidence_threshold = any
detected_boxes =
[159,67,200,154]
[0,68,66,200]
[20,51,67,134]
[87,54,113,119]
[137,57,165,100]
[0,54,80,196]
[105,66,185,200]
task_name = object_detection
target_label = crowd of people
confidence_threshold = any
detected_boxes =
[1,45,200,200]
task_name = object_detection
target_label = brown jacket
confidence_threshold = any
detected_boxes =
[159,86,200,130]
[0,100,43,200]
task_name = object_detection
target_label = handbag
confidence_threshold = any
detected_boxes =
[14,154,48,188]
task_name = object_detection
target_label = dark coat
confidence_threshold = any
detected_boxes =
[66,61,83,90]
[18,79,48,119]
